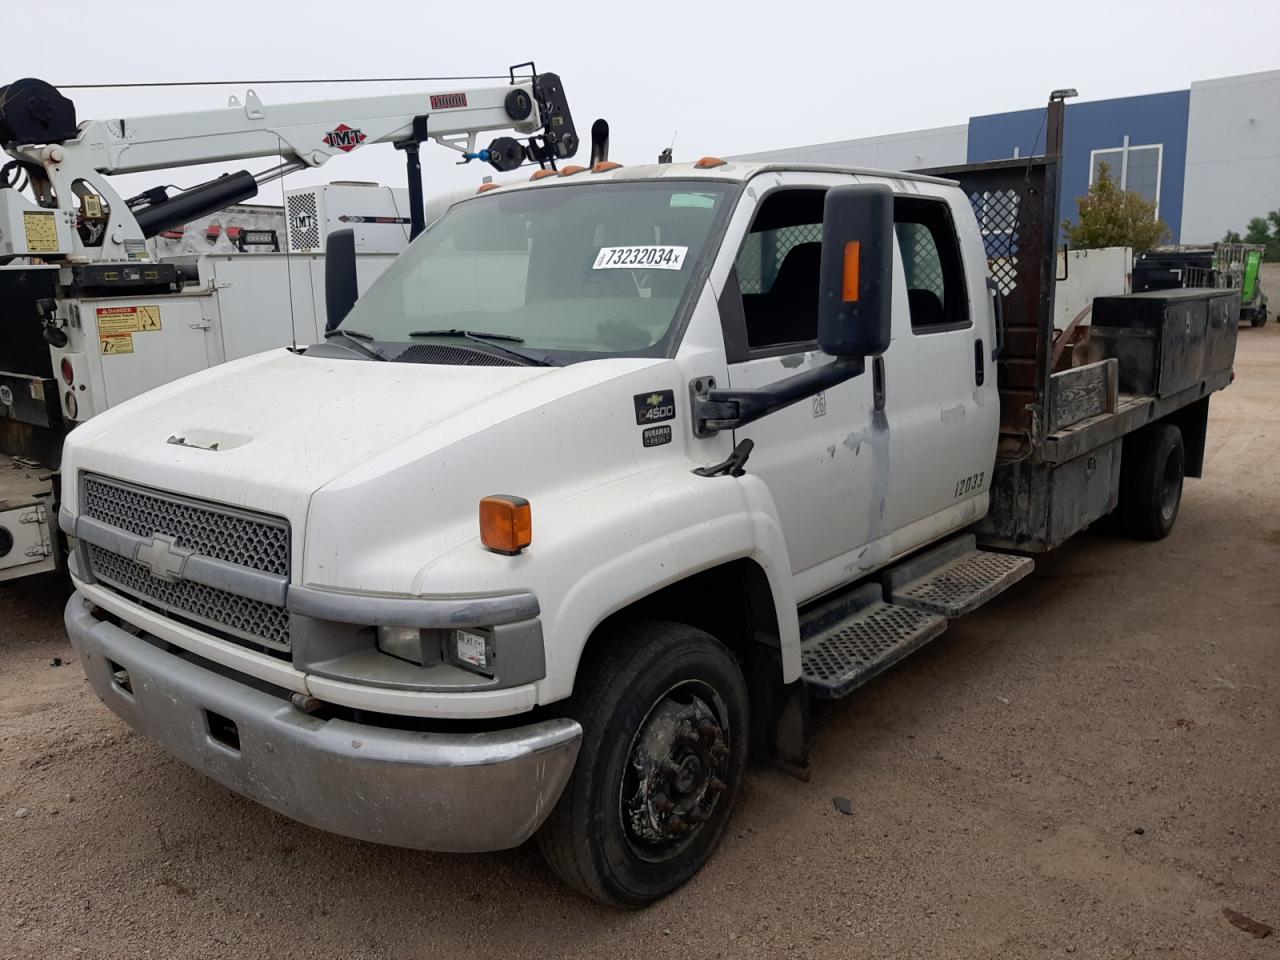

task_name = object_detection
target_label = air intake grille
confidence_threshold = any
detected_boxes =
[88,545,291,650]
[82,474,291,652]
[393,344,522,366]
[83,476,289,576]
[287,192,320,251]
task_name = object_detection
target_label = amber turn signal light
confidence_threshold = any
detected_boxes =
[479,495,532,555]
[841,241,861,302]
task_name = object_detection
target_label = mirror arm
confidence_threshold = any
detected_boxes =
[694,356,865,436]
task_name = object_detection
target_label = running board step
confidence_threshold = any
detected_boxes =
[884,534,1034,618]
[800,584,948,700]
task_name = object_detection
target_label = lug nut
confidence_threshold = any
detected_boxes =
[689,807,710,823]
[708,777,727,792]
[710,742,729,759]
[668,816,688,835]
[652,793,674,813]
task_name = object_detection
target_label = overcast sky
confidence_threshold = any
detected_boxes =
[6,0,1278,202]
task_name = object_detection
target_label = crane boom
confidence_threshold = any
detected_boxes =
[0,68,577,262]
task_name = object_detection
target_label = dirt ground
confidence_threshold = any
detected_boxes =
[2,327,1278,960]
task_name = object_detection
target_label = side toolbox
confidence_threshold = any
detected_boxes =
[974,439,1121,552]
[1089,289,1240,397]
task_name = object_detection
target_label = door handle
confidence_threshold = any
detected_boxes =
[873,356,886,411]
[974,339,985,387]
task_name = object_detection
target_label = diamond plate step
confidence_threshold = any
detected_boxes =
[884,534,1034,618]
[800,584,947,700]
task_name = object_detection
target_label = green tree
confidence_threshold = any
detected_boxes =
[1235,211,1280,261]
[1062,162,1170,252]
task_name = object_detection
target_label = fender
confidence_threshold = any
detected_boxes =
[407,463,800,706]
[529,466,800,703]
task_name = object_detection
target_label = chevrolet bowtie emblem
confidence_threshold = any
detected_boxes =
[134,533,193,582]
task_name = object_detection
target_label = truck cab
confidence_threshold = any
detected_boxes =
[58,153,1231,906]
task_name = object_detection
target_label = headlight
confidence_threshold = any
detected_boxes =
[376,626,437,666]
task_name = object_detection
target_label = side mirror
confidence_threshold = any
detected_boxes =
[324,228,358,332]
[817,184,893,358]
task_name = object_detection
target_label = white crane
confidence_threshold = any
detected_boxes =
[0,66,577,263]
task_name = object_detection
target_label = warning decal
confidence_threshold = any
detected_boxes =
[100,333,134,355]
[23,212,59,253]
[96,305,162,335]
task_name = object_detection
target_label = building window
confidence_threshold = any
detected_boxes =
[1089,138,1163,217]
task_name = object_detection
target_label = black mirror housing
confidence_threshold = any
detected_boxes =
[817,184,894,358]
[324,228,359,332]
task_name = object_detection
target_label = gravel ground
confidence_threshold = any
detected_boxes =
[2,324,1277,960]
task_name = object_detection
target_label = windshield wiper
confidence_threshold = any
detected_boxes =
[407,329,553,367]
[410,328,525,342]
[323,328,388,361]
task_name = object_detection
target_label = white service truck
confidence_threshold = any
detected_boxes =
[57,97,1238,906]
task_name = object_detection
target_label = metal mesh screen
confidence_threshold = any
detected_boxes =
[898,223,946,299]
[968,188,1022,296]
[393,344,522,366]
[89,545,291,650]
[287,192,320,252]
[83,476,289,576]
[82,475,292,653]
[737,224,823,294]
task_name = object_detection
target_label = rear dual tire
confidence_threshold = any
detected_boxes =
[1118,422,1185,540]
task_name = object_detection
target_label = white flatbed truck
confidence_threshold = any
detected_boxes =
[56,96,1238,906]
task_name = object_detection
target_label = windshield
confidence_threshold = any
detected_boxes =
[340,180,736,360]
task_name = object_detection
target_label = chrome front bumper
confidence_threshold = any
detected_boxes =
[65,592,581,852]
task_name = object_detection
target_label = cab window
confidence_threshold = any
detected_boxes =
[732,189,826,351]
[894,197,969,332]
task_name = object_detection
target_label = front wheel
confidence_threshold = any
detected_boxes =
[536,621,749,907]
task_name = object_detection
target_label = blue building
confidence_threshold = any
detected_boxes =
[967,90,1191,242]
[738,70,1280,245]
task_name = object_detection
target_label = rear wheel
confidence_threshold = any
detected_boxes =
[1118,423,1185,540]
[536,621,749,907]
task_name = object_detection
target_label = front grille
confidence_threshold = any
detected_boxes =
[82,474,292,652]
[83,475,288,576]
[88,545,291,650]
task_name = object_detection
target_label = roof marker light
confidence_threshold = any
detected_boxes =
[591,161,622,173]
[694,156,727,169]
[530,169,558,181]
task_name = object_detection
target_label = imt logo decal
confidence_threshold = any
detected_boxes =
[633,389,676,425]
[322,124,367,152]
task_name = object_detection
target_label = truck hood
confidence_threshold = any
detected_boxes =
[63,349,684,588]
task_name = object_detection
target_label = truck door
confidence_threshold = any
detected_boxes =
[881,194,998,534]
[717,179,884,598]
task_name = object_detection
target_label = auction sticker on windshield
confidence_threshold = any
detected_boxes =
[593,245,688,270]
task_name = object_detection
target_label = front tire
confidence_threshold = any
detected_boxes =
[1118,423,1185,540]
[536,621,749,907]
